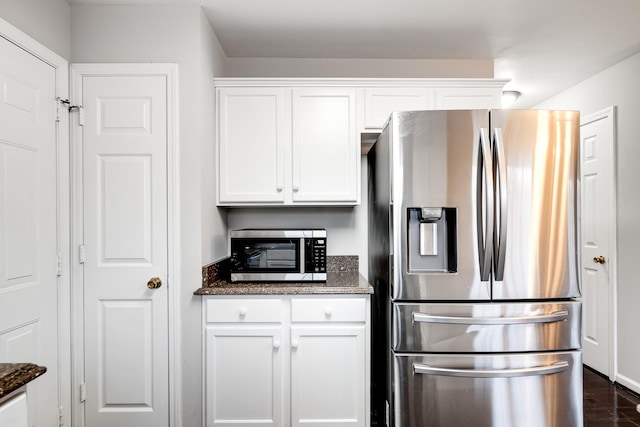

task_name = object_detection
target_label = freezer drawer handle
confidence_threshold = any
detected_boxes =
[412,310,569,325]
[413,360,569,378]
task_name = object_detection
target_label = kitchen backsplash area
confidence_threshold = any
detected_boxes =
[201,255,359,288]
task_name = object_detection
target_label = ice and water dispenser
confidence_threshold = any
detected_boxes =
[407,207,457,273]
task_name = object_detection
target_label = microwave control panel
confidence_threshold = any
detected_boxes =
[306,238,326,273]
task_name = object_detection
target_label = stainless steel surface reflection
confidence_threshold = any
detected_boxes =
[367,109,582,427]
[393,301,581,353]
[393,352,583,427]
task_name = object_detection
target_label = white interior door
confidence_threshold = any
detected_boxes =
[580,107,617,379]
[0,34,59,425]
[80,70,169,427]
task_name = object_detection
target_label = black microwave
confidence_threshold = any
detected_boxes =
[229,229,327,282]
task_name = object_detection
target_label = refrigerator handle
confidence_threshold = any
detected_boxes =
[477,128,494,281]
[412,310,569,325]
[493,127,508,281]
[413,360,569,378]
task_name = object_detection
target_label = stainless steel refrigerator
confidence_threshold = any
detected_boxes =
[367,109,583,427]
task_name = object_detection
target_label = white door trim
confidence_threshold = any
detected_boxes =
[70,63,181,427]
[0,15,71,426]
[580,106,618,382]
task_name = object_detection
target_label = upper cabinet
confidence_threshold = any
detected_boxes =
[215,78,508,207]
[432,85,503,110]
[362,79,507,130]
[363,87,431,129]
[218,87,287,204]
[291,88,358,204]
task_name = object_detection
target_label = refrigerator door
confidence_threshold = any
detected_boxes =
[490,109,581,300]
[392,351,583,427]
[390,110,493,301]
[393,301,581,352]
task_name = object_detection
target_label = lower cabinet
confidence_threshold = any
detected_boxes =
[0,390,28,427]
[204,295,370,427]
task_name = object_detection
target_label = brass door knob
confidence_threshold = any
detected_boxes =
[593,256,606,264]
[147,277,162,289]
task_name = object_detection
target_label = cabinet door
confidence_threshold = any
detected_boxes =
[205,326,284,427]
[290,325,367,427]
[364,87,430,129]
[432,86,501,110]
[0,392,28,427]
[218,87,286,204]
[292,88,359,204]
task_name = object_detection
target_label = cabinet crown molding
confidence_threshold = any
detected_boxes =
[214,77,510,88]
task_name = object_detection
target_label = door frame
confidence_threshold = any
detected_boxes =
[580,106,618,382]
[0,15,71,425]
[69,63,181,427]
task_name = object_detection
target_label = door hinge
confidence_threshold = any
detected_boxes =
[59,406,64,427]
[56,98,84,126]
[79,244,85,264]
[80,382,86,403]
[57,253,63,276]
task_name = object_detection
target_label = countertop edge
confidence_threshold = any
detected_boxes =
[194,273,373,296]
[0,363,47,400]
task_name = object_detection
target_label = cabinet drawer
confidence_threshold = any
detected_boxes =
[206,298,282,323]
[291,298,366,322]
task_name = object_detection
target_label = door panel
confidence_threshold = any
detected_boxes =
[82,73,168,427]
[392,352,583,427]
[218,88,286,203]
[391,110,491,301]
[205,326,283,427]
[0,34,59,426]
[580,108,616,378]
[490,110,581,300]
[290,325,366,427]
[292,88,358,203]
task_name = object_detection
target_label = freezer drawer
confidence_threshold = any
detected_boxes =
[393,301,581,352]
[392,351,583,427]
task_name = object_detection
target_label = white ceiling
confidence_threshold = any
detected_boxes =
[70,0,640,107]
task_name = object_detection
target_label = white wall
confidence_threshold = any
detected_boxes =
[0,0,70,59]
[226,58,494,78]
[536,51,640,393]
[200,11,229,263]
[71,5,228,425]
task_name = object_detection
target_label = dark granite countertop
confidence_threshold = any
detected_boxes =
[0,363,46,400]
[195,255,374,296]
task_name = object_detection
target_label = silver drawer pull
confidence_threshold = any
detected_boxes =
[412,310,569,325]
[413,360,569,378]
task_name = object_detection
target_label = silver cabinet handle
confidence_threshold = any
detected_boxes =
[412,310,569,325]
[413,360,569,378]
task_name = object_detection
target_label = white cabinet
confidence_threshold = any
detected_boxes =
[205,299,284,426]
[292,88,358,204]
[363,87,430,129]
[432,85,502,110]
[289,298,367,427]
[361,80,505,131]
[0,391,28,427]
[203,295,370,427]
[215,78,508,205]
[217,87,287,204]
[216,85,359,206]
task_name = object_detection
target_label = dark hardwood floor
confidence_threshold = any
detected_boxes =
[584,366,640,426]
